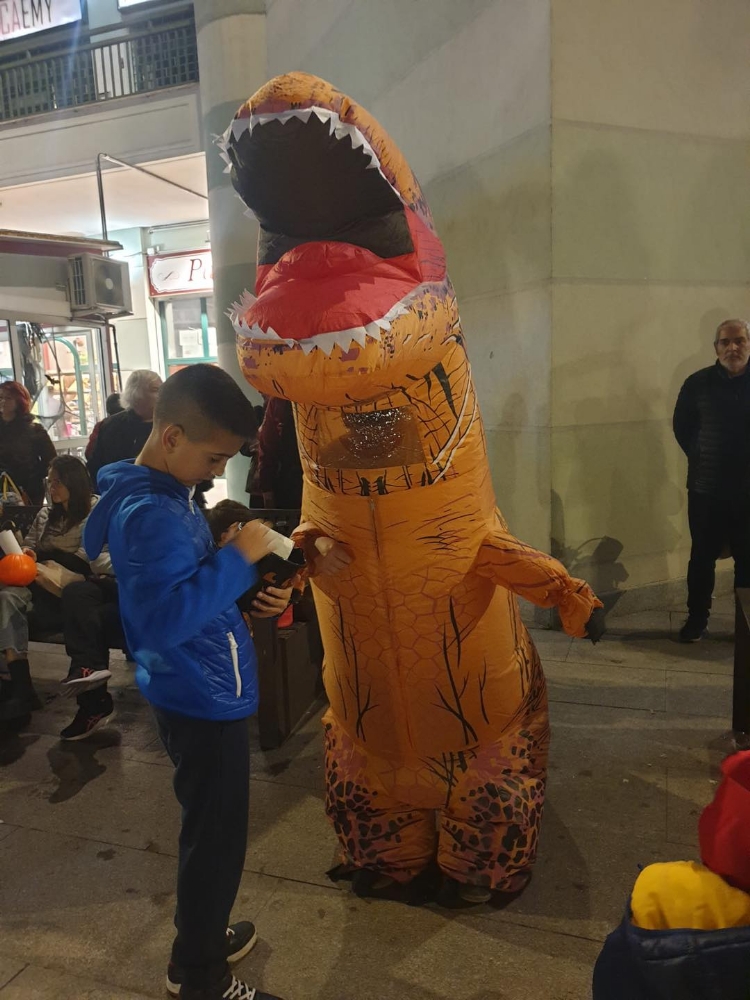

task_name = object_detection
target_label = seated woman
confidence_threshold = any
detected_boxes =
[0,455,110,726]
[0,380,57,505]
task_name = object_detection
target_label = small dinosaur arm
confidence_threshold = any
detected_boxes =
[223,73,601,888]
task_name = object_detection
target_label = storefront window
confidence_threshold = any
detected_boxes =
[0,322,14,382]
[9,322,105,447]
[160,296,217,376]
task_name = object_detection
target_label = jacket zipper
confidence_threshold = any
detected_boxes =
[227,631,241,697]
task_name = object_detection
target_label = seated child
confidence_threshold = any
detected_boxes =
[82,364,290,1000]
[593,750,750,1000]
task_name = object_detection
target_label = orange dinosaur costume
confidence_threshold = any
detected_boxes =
[221,73,602,897]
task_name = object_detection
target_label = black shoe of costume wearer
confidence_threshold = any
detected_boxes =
[437,873,532,910]
[179,972,284,1000]
[60,692,114,741]
[679,616,708,643]
[0,659,40,721]
[167,923,258,996]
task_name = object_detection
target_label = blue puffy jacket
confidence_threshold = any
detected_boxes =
[83,461,259,721]
[593,909,750,1000]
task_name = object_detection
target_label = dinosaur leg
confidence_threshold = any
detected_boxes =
[324,711,437,882]
[436,658,550,892]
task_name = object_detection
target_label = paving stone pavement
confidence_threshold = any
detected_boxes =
[0,602,738,1000]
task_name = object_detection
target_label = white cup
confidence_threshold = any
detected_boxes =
[0,530,22,556]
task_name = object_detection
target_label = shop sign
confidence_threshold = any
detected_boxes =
[148,249,213,297]
[0,0,82,41]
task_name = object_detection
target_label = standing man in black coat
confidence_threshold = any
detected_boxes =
[87,370,162,483]
[673,319,750,642]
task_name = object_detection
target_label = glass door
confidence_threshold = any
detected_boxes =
[159,296,217,376]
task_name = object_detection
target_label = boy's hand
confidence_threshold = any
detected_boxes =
[22,548,36,561]
[313,536,353,576]
[251,585,293,618]
[232,520,274,565]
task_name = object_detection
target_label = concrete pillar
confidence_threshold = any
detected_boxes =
[194,0,266,499]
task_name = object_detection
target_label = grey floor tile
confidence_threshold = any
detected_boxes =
[245,780,340,886]
[666,671,733,719]
[480,820,685,942]
[248,709,326,791]
[605,610,674,635]
[666,767,723,849]
[0,964,158,999]
[0,956,25,991]
[546,659,666,712]
[565,631,733,675]
[528,627,573,664]
[0,828,278,998]
[0,823,16,843]
[247,878,601,1000]
[549,700,732,772]
[0,736,178,851]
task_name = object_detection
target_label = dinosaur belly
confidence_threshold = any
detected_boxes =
[304,474,529,759]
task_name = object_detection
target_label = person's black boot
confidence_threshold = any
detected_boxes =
[0,659,40,721]
[679,616,708,643]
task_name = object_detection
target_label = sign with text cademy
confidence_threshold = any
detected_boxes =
[0,0,82,41]
[148,250,214,297]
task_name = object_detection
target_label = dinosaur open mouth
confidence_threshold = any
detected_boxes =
[222,109,445,354]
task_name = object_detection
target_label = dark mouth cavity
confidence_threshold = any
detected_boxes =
[228,114,414,266]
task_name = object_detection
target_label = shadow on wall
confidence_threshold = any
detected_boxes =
[550,148,703,598]
[550,502,628,615]
[426,134,554,549]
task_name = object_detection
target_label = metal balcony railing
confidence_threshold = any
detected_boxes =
[0,14,198,122]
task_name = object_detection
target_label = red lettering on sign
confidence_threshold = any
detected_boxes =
[11,1,22,32]
[0,3,8,36]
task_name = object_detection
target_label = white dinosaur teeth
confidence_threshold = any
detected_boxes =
[231,118,251,141]
[312,108,331,123]
[349,327,368,347]
[364,322,382,341]
[310,331,339,355]
[374,318,391,331]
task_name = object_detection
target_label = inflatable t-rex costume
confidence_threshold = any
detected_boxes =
[222,73,602,897]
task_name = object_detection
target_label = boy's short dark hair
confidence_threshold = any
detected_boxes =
[155,364,258,441]
[205,499,256,545]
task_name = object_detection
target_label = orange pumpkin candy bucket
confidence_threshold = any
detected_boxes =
[0,553,37,587]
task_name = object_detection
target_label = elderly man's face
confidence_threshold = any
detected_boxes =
[715,324,750,376]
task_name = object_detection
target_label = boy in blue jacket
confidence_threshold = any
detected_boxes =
[84,365,286,1000]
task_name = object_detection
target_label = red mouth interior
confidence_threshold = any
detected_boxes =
[245,210,446,343]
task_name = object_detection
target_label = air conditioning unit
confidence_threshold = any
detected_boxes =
[67,253,133,318]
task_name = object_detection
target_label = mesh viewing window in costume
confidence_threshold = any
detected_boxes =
[221,73,604,904]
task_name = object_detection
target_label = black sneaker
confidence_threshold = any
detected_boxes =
[179,972,283,1000]
[60,693,114,741]
[167,923,258,996]
[679,617,708,643]
[61,665,112,695]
